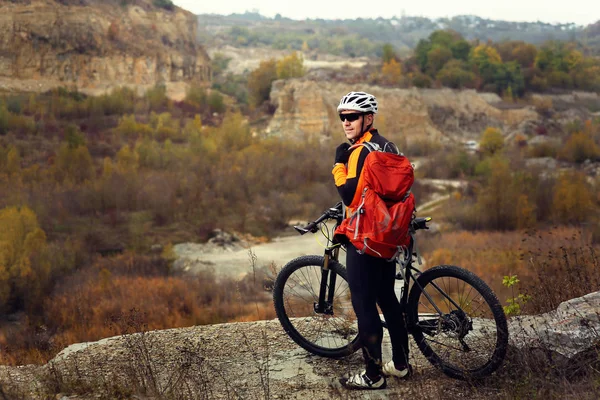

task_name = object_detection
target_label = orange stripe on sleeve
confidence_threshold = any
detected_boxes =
[346,147,362,179]
[332,164,347,187]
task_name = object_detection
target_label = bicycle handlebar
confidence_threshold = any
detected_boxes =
[294,202,343,235]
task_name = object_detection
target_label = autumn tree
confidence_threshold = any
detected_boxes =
[553,171,594,224]
[414,30,466,74]
[5,146,21,176]
[414,39,432,71]
[470,44,503,86]
[559,131,600,163]
[436,60,476,89]
[492,61,526,96]
[54,125,94,184]
[135,138,162,169]
[429,30,461,48]
[0,102,8,135]
[450,40,471,61]
[144,84,170,111]
[515,193,536,229]
[382,43,398,63]
[475,156,517,230]
[426,46,453,75]
[116,144,140,173]
[511,42,538,68]
[381,58,403,85]
[185,85,207,108]
[116,115,153,138]
[480,127,505,155]
[65,124,86,149]
[572,61,600,91]
[0,206,48,313]
[248,59,277,108]
[276,52,305,79]
[217,112,253,151]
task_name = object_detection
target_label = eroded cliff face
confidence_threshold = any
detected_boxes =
[0,0,211,97]
[267,80,540,145]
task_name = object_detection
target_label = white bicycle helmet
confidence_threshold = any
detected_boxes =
[337,91,378,114]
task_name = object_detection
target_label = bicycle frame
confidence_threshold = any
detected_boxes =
[313,216,468,335]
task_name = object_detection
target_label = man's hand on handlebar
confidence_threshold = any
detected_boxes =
[293,202,343,235]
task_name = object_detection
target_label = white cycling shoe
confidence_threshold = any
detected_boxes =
[341,370,386,390]
[382,360,413,378]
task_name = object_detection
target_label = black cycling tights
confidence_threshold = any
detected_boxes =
[345,243,409,378]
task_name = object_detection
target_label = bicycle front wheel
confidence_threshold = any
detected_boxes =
[273,255,360,358]
[407,265,508,380]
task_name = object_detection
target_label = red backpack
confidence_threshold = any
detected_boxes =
[334,141,415,259]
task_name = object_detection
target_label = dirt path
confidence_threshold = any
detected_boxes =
[173,179,464,280]
[173,223,345,279]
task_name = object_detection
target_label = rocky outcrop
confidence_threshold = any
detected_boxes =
[0,0,211,97]
[2,292,600,398]
[508,291,600,363]
[0,320,444,399]
[267,80,540,145]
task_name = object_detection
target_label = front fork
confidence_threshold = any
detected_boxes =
[314,245,340,315]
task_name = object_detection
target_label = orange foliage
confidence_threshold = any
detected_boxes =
[1,254,274,365]
[420,226,596,308]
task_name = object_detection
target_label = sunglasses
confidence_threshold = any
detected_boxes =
[339,113,364,122]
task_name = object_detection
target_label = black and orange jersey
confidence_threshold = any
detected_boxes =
[332,129,392,212]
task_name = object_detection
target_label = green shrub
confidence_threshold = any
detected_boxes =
[7,113,36,135]
[116,115,139,137]
[54,143,95,184]
[185,86,207,107]
[6,97,23,114]
[412,72,433,88]
[436,60,477,88]
[115,115,153,138]
[207,91,226,114]
[135,138,162,169]
[527,141,559,158]
[145,85,170,111]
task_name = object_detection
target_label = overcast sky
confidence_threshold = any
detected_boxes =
[172,0,598,26]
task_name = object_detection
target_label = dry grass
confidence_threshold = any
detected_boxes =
[419,226,599,308]
[0,253,275,366]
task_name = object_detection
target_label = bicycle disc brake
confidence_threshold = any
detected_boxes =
[446,310,473,351]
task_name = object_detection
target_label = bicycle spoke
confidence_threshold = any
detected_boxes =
[279,263,357,351]
[413,271,505,375]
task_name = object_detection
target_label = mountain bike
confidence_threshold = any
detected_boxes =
[272,202,508,380]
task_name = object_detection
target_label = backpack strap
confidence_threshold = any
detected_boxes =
[350,141,404,156]
[349,141,381,153]
[382,142,403,156]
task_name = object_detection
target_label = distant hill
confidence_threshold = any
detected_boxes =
[197,12,599,57]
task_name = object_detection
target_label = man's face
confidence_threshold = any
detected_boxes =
[339,111,373,141]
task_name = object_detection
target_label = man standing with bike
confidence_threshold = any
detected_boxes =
[333,91,412,390]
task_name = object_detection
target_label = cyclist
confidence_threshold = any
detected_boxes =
[333,91,411,390]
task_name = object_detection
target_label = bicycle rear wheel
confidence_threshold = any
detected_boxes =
[407,265,508,380]
[273,255,360,358]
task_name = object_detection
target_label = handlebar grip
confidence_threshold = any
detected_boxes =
[305,221,319,233]
[294,221,318,235]
[293,204,343,236]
